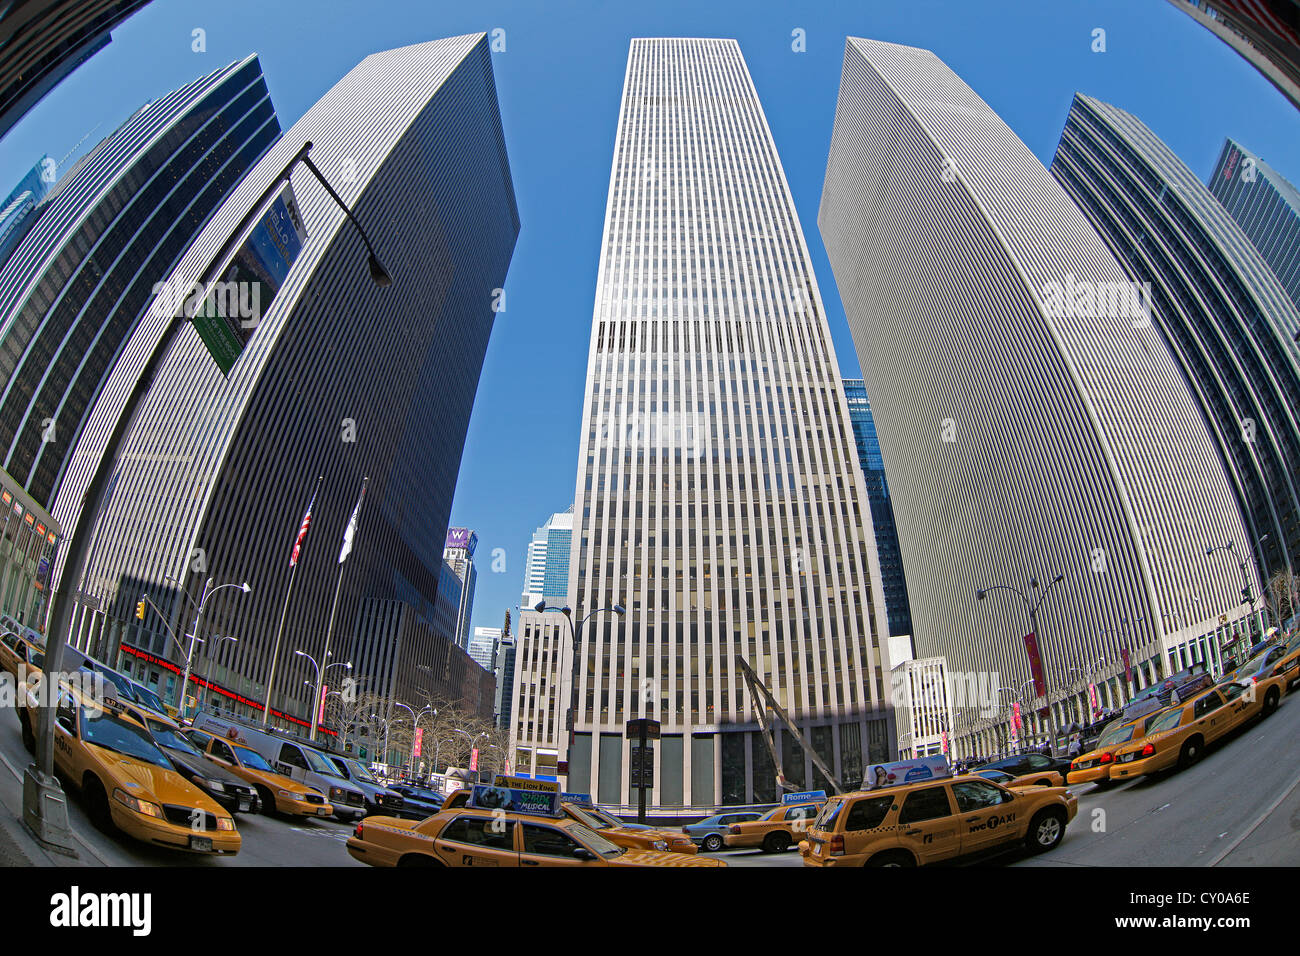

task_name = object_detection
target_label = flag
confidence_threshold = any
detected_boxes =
[339,477,368,564]
[289,481,320,567]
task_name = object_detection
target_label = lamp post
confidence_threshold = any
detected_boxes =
[298,650,351,742]
[1207,541,1258,667]
[976,573,1067,750]
[168,576,250,720]
[452,729,489,783]
[534,600,624,778]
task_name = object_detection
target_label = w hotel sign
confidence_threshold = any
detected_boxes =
[445,527,477,557]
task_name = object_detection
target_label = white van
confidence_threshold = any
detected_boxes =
[191,712,366,822]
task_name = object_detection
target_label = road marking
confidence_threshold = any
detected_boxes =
[1207,764,1300,866]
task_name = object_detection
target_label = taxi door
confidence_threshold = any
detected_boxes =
[431,813,518,867]
[1188,689,1230,743]
[895,784,961,864]
[1217,681,1254,732]
[518,822,601,867]
[52,692,82,778]
[951,779,1019,856]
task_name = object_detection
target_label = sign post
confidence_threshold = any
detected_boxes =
[626,718,660,825]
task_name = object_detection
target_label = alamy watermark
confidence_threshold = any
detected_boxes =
[1039,273,1153,328]
[151,279,262,328]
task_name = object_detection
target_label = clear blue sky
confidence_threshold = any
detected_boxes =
[4,0,1297,643]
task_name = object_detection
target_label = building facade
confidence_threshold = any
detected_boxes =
[442,527,477,650]
[818,38,1260,757]
[467,625,499,670]
[1207,137,1300,314]
[0,55,278,644]
[1166,0,1300,111]
[521,507,573,608]
[493,632,517,730]
[843,379,912,638]
[891,655,955,761]
[1051,94,1300,586]
[69,35,518,729]
[506,609,566,780]
[566,38,894,807]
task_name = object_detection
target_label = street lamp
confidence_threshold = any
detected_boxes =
[976,573,1067,750]
[1207,540,1259,665]
[298,649,351,742]
[168,576,250,720]
[534,599,625,775]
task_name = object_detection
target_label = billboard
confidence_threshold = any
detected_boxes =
[191,186,307,375]
[445,527,478,557]
[467,784,561,817]
[861,756,950,791]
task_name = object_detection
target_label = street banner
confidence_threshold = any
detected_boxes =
[470,748,478,772]
[1023,632,1047,698]
[1088,682,1099,713]
[862,756,950,791]
[317,684,327,726]
[1011,701,1022,733]
[781,789,827,805]
[413,727,423,758]
[941,731,949,754]
[1120,646,1132,683]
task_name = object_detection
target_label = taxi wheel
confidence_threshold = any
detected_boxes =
[1177,736,1203,770]
[255,786,277,815]
[397,853,443,867]
[83,776,117,834]
[1026,809,1066,853]
[1262,687,1280,717]
[866,850,915,867]
[762,831,792,853]
[702,834,724,852]
[19,713,34,755]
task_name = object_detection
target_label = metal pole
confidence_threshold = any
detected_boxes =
[314,562,347,742]
[265,474,322,725]
[176,577,211,719]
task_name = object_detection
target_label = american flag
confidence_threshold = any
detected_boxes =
[289,482,320,567]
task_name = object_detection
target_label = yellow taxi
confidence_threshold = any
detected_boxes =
[561,799,699,854]
[27,682,240,855]
[1110,676,1286,779]
[798,774,1078,866]
[181,728,335,819]
[1065,708,1173,786]
[0,629,43,681]
[723,799,824,853]
[346,787,726,868]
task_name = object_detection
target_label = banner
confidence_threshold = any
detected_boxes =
[941,731,949,755]
[317,684,327,726]
[862,757,949,791]
[1120,646,1132,683]
[470,748,478,772]
[1023,632,1047,698]
[1088,682,1099,714]
[1011,701,1022,733]
[468,784,560,816]
[413,727,423,758]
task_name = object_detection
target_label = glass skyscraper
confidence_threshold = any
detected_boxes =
[521,507,573,608]
[566,38,893,806]
[842,379,912,639]
[1052,94,1300,582]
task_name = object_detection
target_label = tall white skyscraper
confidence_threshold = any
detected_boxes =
[565,38,893,807]
[521,507,573,608]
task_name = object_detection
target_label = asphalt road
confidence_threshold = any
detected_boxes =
[1,683,1295,867]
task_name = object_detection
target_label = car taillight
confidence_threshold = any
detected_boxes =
[354,823,364,839]
[730,825,742,834]
[1099,752,1114,764]
[1140,743,1155,757]
[829,834,845,855]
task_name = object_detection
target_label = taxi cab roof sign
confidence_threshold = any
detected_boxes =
[468,785,563,817]
[780,789,827,805]
[560,792,594,807]
[493,774,560,793]
[861,755,952,791]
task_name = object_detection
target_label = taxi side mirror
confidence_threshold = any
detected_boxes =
[573,847,597,861]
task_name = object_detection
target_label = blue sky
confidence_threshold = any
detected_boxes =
[4,0,1297,643]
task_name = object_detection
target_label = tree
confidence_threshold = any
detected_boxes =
[1267,566,1297,629]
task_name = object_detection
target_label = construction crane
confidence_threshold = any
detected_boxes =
[736,657,845,795]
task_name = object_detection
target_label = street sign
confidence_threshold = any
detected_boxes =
[556,760,569,776]
[413,727,423,758]
[630,745,654,788]
[625,718,661,740]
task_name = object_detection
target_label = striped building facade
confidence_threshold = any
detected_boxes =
[69,34,518,727]
[818,38,1259,756]
[566,38,894,808]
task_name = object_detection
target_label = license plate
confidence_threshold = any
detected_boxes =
[1118,753,1135,762]
[238,798,251,812]
[318,807,332,816]
[190,835,213,852]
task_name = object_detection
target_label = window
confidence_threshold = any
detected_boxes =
[898,786,953,824]
[951,781,1006,813]
[211,740,236,763]
[521,824,582,857]
[844,796,893,831]
[279,744,307,769]
[1192,692,1223,719]
[786,804,817,821]
[1220,683,1248,703]
[438,816,514,851]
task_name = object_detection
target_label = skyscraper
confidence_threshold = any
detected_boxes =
[73,34,518,727]
[443,528,477,650]
[468,625,500,670]
[0,55,278,634]
[567,38,893,806]
[1166,1,1300,111]
[1207,138,1300,313]
[1051,94,1300,583]
[521,507,573,607]
[842,379,912,639]
[819,38,1259,755]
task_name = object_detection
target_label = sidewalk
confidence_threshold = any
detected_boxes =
[0,746,98,867]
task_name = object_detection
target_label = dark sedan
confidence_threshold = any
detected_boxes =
[974,750,1073,781]
[388,783,445,820]
[137,712,260,814]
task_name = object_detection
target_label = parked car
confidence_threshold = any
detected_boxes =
[1120,663,1215,722]
[388,783,445,819]
[129,708,260,815]
[682,811,765,852]
[327,754,406,817]
[973,751,1072,783]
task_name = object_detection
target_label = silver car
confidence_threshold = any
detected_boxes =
[683,810,764,852]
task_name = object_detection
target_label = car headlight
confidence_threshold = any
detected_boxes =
[330,787,345,800]
[113,789,163,818]
[205,779,226,792]
[216,817,235,831]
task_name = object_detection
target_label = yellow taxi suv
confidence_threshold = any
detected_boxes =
[561,798,699,854]
[182,728,335,819]
[30,683,239,855]
[1110,676,1286,780]
[1066,708,1174,786]
[723,796,825,853]
[799,773,1077,867]
[346,785,725,868]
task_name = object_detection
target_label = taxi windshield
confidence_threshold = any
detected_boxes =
[131,683,168,714]
[82,710,173,769]
[234,745,274,772]
[303,746,341,775]
[568,823,623,857]
[345,760,379,784]
[1097,722,1137,747]
[591,807,625,827]
[1148,707,1186,734]
[565,804,610,829]
[145,719,203,756]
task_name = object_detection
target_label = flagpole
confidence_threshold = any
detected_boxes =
[263,475,322,727]
[312,477,366,742]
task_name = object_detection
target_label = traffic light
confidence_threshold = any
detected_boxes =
[136,599,146,620]
[1242,588,1252,605]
